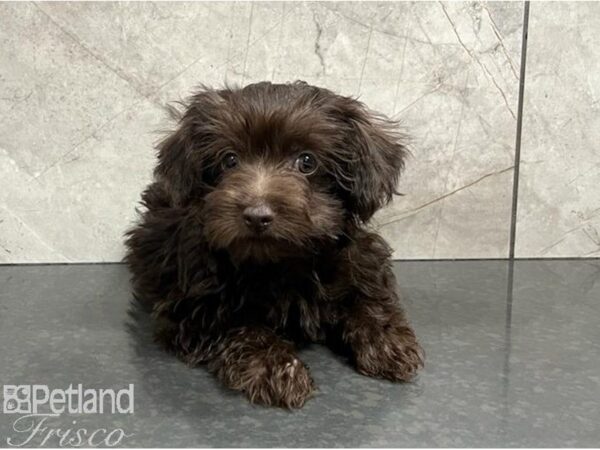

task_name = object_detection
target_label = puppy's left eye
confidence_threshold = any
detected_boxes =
[294,152,318,175]
[221,152,238,170]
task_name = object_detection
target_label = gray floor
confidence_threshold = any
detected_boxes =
[0,260,599,447]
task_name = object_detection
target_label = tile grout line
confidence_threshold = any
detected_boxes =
[503,1,530,413]
[509,1,531,259]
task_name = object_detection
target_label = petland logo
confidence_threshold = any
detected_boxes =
[2,384,134,447]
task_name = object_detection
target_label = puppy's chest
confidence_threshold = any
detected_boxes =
[229,265,340,340]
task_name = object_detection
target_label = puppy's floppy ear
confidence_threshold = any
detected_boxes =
[154,121,195,206]
[154,87,226,206]
[333,97,408,222]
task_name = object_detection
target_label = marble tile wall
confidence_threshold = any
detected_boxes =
[0,2,596,262]
[515,2,600,258]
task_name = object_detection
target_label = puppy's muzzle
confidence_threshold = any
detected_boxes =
[243,203,274,233]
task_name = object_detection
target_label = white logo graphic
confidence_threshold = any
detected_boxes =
[2,384,135,447]
[2,384,134,415]
[3,386,32,414]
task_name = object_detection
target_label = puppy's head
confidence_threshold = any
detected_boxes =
[155,81,407,262]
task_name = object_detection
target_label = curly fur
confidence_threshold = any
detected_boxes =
[125,81,423,408]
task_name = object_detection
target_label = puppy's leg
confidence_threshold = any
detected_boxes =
[340,297,424,382]
[342,294,425,383]
[329,232,424,381]
[208,327,315,408]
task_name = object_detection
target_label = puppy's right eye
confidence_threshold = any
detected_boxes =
[294,152,318,175]
[221,152,238,170]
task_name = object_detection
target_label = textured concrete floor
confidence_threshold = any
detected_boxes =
[0,260,599,447]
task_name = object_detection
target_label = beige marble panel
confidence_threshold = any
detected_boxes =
[0,2,523,262]
[366,2,522,259]
[515,3,600,258]
[34,2,241,98]
[0,2,145,177]
[0,2,158,262]
[0,105,162,263]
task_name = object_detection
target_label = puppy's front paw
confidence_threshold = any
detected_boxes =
[354,328,424,382]
[245,358,315,409]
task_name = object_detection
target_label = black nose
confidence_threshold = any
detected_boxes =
[243,204,274,233]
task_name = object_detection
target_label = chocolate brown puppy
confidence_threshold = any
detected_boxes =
[125,81,423,408]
